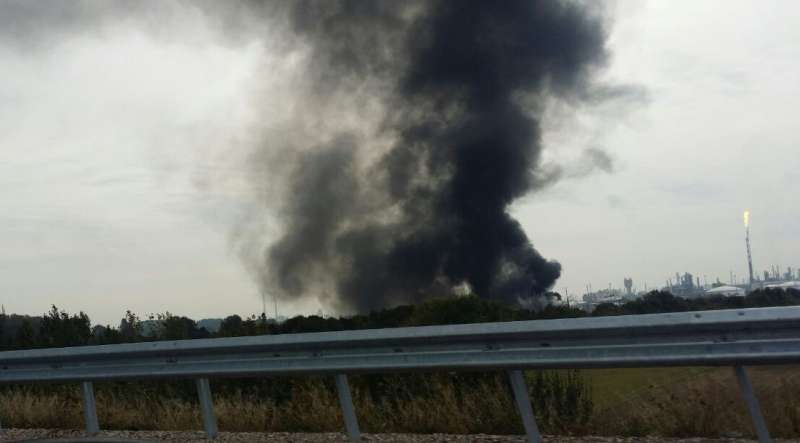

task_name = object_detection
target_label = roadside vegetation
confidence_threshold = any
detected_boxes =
[0,288,799,438]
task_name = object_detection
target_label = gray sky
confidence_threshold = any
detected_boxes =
[0,1,797,325]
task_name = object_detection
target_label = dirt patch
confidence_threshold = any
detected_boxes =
[0,430,796,443]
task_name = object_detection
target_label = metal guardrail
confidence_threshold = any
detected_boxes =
[2,306,799,443]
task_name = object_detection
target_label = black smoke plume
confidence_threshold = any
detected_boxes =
[0,1,626,313]
[246,0,611,312]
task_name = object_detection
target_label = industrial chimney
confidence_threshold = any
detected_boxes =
[744,210,755,289]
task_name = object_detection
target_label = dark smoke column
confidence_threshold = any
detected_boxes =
[265,0,609,312]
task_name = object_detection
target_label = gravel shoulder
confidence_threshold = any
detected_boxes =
[0,430,796,443]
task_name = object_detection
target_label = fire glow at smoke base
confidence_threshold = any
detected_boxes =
[240,0,619,312]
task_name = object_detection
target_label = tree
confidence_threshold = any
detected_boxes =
[405,296,521,326]
[218,315,244,337]
[152,313,209,341]
[118,310,143,342]
[621,291,689,315]
[15,319,36,349]
[592,302,622,317]
[38,305,91,348]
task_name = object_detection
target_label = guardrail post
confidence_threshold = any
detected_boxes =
[196,378,218,440]
[508,370,543,443]
[734,366,772,443]
[80,381,99,435]
[335,374,360,441]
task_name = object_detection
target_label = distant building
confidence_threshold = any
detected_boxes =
[667,272,704,298]
[765,281,800,290]
[705,285,745,297]
[580,288,625,311]
[623,278,633,295]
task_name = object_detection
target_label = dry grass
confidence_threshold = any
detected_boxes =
[2,367,800,438]
[0,377,526,435]
[0,389,83,429]
[589,366,800,438]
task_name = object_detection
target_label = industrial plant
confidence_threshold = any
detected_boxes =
[578,210,799,311]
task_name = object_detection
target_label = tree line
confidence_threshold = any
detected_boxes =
[1,287,798,351]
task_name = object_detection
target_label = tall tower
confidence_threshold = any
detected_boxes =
[623,278,633,295]
[744,210,754,288]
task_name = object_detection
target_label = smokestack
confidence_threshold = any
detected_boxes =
[233,1,621,313]
[744,210,755,288]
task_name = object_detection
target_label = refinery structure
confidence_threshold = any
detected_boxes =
[577,210,799,311]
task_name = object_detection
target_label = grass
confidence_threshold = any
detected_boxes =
[0,376,525,435]
[2,367,800,438]
[587,365,800,438]
[587,366,715,409]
